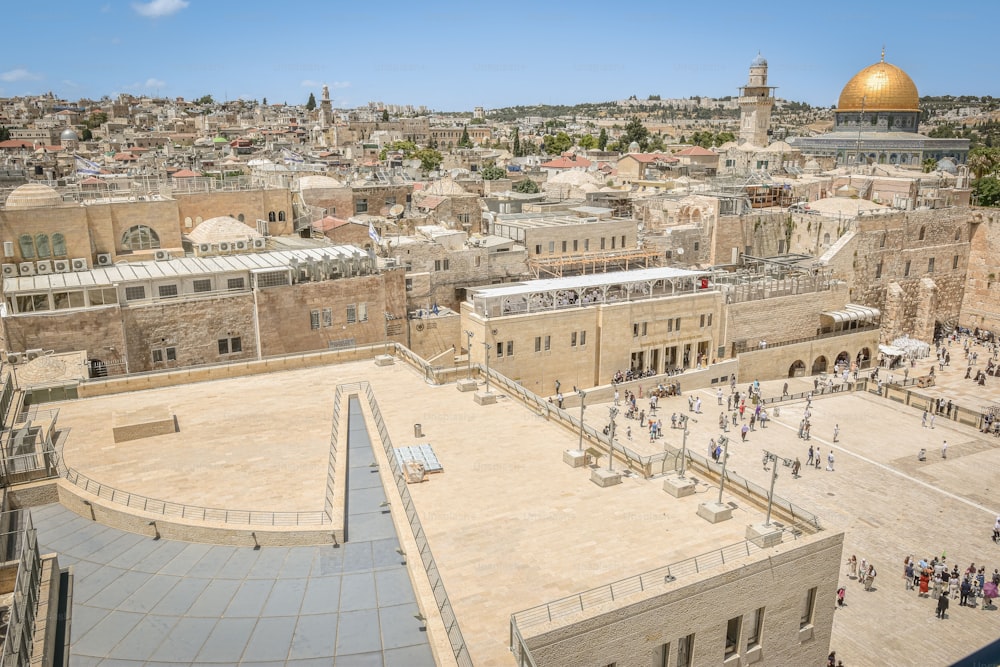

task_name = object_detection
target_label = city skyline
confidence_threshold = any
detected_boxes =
[2,0,998,110]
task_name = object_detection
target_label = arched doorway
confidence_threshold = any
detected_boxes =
[789,360,805,378]
[88,358,107,378]
[812,356,828,374]
[857,348,871,369]
[835,351,850,368]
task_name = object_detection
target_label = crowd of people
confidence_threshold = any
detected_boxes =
[903,555,1000,616]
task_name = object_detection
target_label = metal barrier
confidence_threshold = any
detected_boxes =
[324,387,345,527]
[0,511,42,667]
[344,382,474,667]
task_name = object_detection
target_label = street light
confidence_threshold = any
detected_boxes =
[481,341,492,394]
[677,415,696,479]
[761,449,795,528]
[464,329,474,380]
[716,435,730,505]
[577,389,586,452]
[607,406,618,471]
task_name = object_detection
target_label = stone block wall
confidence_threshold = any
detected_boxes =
[960,209,1000,331]
[723,285,848,351]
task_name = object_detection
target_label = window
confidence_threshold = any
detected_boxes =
[654,643,670,667]
[584,239,590,251]
[693,241,700,252]
[405,278,413,291]
[434,259,450,271]
[268,211,276,222]
[548,241,555,254]
[633,323,639,338]
[611,236,616,249]
[193,279,212,293]
[52,291,85,309]
[725,616,742,658]
[355,199,368,214]
[700,314,706,328]
[880,233,886,248]
[579,330,586,346]
[310,310,320,330]
[800,587,817,629]
[278,211,286,222]
[600,237,606,250]
[875,261,883,279]
[668,319,673,332]
[677,633,694,667]
[903,260,911,277]
[544,335,551,351]
[256,271,289,288]
[496,342,503,358]
[458,213,470,224]
[918,226,925,241]
[346,304,357,324]
[506,340,514,356]
[535,336,541,353]
[675,317,681,331]
[385,196,396,207]
[151,346,176,363]
[15,294,49,312]
[358,302,367,322]
[707,313,712,327]
[121,225,160,250]
[475,255,481,267]
[322,308,333,327]
[927,257,935,273]
[746,607,764,648]
[51,233,66,256]
[124,286,146,301]
[88,288,117,305]
[34,234,50,258]
[227,277,245,291]
[561,240,567,253]
[158,284,178,298]
[152,349,163,363]
[218,337,242,355]
[642,322,648,336]
[18,234,34,259]
[573,240,578,252]
[953,255,959,270]
[535,244,542,255]
[571,331,577,347]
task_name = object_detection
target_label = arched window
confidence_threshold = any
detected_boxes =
[278,211,286,222]
[121,225,160,250]
[823,232,831,245]
[18,234,35,259]
[268,211,276,222]
[51,233,66,257]
[918,226,926,241]
[237,213,245,222]
[35,234,50,258]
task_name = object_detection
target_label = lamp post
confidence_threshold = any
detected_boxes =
[481,341,492,394]
[716,435,730,505]
[761,449,794,527]
[577,389,586,452]
[464,329,474,380]
[677,415,696,479]
[607,406,618,471]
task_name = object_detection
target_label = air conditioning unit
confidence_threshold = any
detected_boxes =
[234,240,247,251]
[35,260,52,274]
[53,259,70,273]
[25,349,42,362]
[384,258,397,269]
[96,253,113,266]
[251,238,266,250]
[71,258,88,271]
[1,264,16,278]
[197,243,212,254]
[218,242,231,252]
[154,250,170,261]
[18,263,35,276]
[5,352,21,364]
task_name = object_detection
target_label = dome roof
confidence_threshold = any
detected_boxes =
[5,183,62,209]
[188,216,262,244]
[60,127,79,142]
[838,58,919,112]
[297,175,343,190]
[751,53,767,67]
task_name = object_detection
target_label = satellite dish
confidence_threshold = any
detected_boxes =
[389,204,405,218]
[676,248,685,255]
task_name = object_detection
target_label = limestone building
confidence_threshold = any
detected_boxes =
[738,53,775,147]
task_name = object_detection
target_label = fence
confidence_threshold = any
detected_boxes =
[732,324,879,354]
[324,387,344,528]
[859,378,989,429]
[346,381,473,667]
[0,511,42,667]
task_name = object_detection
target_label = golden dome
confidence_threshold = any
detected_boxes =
[837,59,919,112]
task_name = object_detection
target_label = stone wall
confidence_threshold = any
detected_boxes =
[960,208,1000,331]
[736,329,879,381]
[723,285,849,352]
[178,188,295,236]
[2,305,126,361]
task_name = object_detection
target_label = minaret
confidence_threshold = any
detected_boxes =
[738,53,776,147]
[319,84,332,128]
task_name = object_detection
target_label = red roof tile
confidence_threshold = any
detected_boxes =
[540,156,593,169]
[624,152,678,164]
[674,146,716,156]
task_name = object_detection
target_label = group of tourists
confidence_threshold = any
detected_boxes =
[901,555,1000,618]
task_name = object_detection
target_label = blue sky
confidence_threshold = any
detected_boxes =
[2,0,997,110]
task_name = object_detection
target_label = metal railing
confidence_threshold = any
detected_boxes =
[60,466,330,526]
[732,324,879,355]
[324,387,344,527]
[343,382,473,667]
[0,511,42,667]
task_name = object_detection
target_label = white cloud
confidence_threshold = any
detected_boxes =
[145,78,166,88]
[0,68,42,83]
[132,0,189,18]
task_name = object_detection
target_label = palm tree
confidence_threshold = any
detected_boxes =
[967,147,999,180]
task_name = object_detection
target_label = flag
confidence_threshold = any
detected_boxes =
[368,221,381,244]
[281,148,304,164]
[74,155,101,175]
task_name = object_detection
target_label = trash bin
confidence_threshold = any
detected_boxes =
[414,423,423,438]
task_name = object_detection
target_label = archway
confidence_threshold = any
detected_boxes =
[812,355,828,374]
[789,360,805,378]
[857,348,871,369]
[835,351,850,367]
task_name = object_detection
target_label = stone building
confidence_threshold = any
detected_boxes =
[961,208,1000,333]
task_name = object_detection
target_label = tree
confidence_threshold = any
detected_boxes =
[922,158,938,173]
[512,127,521,157]
[647,134,665,152]
[597,128,608,150]
[262,97,267,106]
[382,109,389,122]
[513,178,539,194]
[975,176,1000,207]
[0,126,9,142]
[306,93,316,111]
[967,146,999,180]
[480,162,505,180]
[195,94,214,106]
[85,112,107,129]
[469,117,485,125]
[414,148,442,174]
[620,117,649,151]
[542,131,572,155]
[715,131,736,146]
[80,128,92,141]
[458,126,472,148]
[578,134,597,150]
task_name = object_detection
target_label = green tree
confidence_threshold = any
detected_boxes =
[512,127,521,157]
[469,117,485,125]
[922,157,938,173]
[597,128,608,150]
[80,127,92,141]
[578,134,597,150]
[195,94,214,105]
[647,134,665,152]
[85,112,107,129]
[480,162,505,180]
[715,131,736,146]
[382,109,389,122]
[513,178,539,194]
[542,131,572,155]
[262,97,267,106]
[621,117,649,151]
[967,146,999,180]
[974,176,1000,206]
[0,126,9,142]
[414,148,443,173]
[458,126,472,148]
[306,93,316,111]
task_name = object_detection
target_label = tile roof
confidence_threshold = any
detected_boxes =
[540,156,593,169]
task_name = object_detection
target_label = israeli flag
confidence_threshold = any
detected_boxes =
[74,155,101,175]
[368,221,381,244]
[281,148,304,164]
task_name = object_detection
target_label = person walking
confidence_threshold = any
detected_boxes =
[930,413,936,429]
[740,423,749,442]
[827,450,835,471]
[937,591,950,619]
[905,559,915,590]
[807,446,814,466]
[942,440,948,458]
[833,424,840,443]
[717,387,723,405]
[960,576,972,606]
[922,410,928,427]
[614,389,620,406]
[864,565,876,591]
[792,458,801,477]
